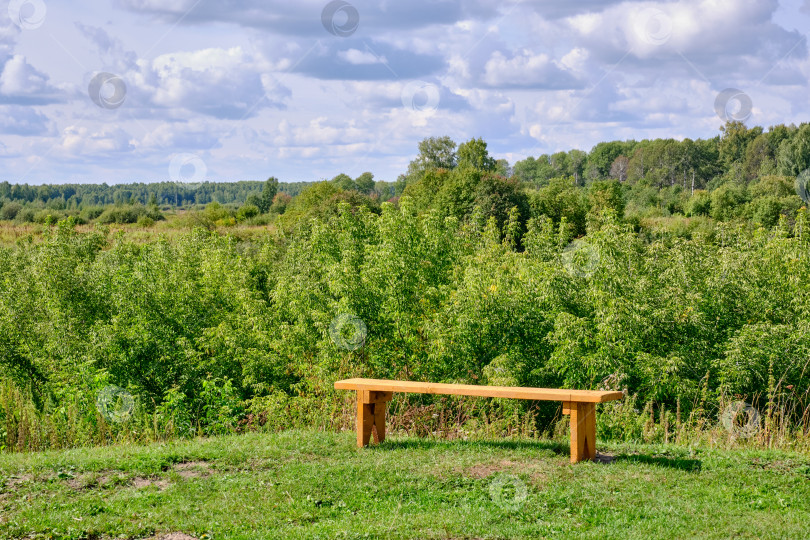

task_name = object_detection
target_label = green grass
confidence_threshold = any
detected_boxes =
[1,429,809,539]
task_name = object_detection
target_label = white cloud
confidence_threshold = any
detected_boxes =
[0,54,65,104]
[337,49,386,65]
[0,105,52,135]
[57,125,135,155]
[482,49,582,89]
[146,47,268,118]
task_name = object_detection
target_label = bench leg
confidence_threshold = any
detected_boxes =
[356,390,392,447]
[357,399,374,447]
[564,402,596,463]
[373,400,386,443]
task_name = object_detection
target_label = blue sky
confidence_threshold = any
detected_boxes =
[1,0,810,184]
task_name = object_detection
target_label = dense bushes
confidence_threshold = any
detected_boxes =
[97,204,164,224]
[2,203,810,452]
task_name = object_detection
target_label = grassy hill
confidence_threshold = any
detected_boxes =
[2,429,809,539]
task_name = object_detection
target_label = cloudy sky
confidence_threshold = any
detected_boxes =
[1,0,809,184]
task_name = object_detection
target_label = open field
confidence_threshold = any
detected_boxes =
[2,429,809,539]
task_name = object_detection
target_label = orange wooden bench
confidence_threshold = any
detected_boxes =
[334,378,623,463]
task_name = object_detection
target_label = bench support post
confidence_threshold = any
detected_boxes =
[563,401,596,463]
[356,390,393,447]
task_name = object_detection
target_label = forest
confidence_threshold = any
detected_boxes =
[1,120,810,453]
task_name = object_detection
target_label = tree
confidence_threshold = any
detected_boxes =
[609,155,629,182]
[742,134,776,181]
[588,180,625,218]
[457,138,496,172]
[259,177,279,213]
[549,151,571,177]
[710,182,747,221]
[513,155,554,186]
[718,121,762,171]
[245,193,262,209]
[494,159,511,177]
[588,141,635,181]
[528,176,587,235]
[355,172,375,194]
[777,123,810,177]
[330,173,355,192]
[406,136,457,180]
[271,193,292,214]
[568,150,587,185]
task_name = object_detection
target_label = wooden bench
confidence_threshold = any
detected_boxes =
[334,378,623,463]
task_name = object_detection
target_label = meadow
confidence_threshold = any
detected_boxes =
[2,430,810,539]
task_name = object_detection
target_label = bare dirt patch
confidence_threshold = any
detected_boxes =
[1,473,33,490]
[173,461,211,479]
[146,534,198,540]
[464,459,518,479]
[132,476,170,490]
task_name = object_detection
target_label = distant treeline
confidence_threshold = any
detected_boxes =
[0,180,317,208]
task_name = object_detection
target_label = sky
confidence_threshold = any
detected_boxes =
[1,0,809,185]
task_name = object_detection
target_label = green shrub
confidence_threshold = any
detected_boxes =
[1,202,22,221]
[80,206,105,222]
[15,208,35,223]
[685,190,711,217]
[236,204,260,222]
[137,215,155,228]
[98,204,165,224]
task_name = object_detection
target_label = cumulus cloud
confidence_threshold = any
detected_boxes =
[140,120,224,150]
[567,0,807,68]
[76,25,290,118]
[292,40,445,80]
[0,105,52,135]
[144,46,286,118]
[338,49,386,65]
[482,49,584,89]
[0,54,64,104]
[57,125,135,155]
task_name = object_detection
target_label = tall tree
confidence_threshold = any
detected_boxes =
[260,177,279,213]
[355,172,375,194]
[406,136,457,180]
[718,121,762,172]
[609,155,629,182]
[457,137,496,172]
[330,173,355,191]
[777,123,810,177]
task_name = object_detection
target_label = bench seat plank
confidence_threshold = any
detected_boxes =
[335,378,622,403]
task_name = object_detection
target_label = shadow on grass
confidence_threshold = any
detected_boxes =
[611,453,702,472]
[370,437,567,456]
[366,437,702,471]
